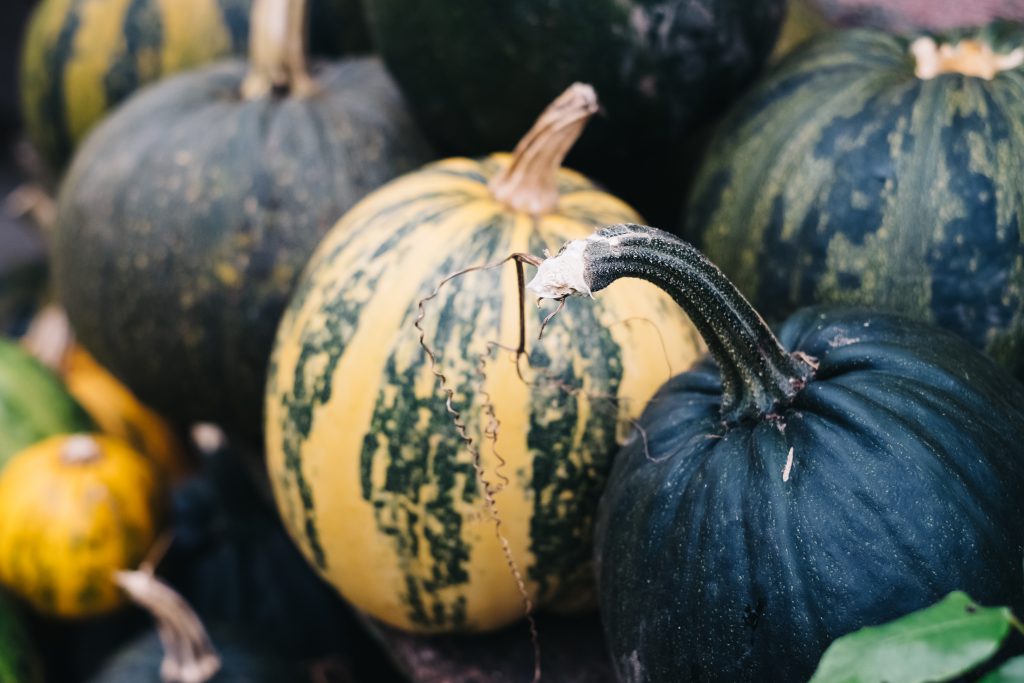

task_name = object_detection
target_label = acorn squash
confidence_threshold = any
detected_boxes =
[19,0,370,174]
[688,23,1024,373]
[528,224,1024,683]
[54,0,432,439]
[0,434,165,618]
[265,85,703,633]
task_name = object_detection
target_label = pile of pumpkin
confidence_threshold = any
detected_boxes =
[3,0,1024,680]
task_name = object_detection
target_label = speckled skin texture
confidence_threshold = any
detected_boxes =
[364,0,784,223]
[54,57,433,439]
[580,227,1024,683]
[688,24,1024,374]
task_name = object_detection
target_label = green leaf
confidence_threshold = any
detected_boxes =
[980,656,1024,683]
[809,592,1016,683]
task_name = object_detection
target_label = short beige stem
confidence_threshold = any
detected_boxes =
[61,435,102,465]
[488,83,598,215]
[241,0,318,99]
[21,305,74,374]
[114,570,221,683]
[912,37,1024,80]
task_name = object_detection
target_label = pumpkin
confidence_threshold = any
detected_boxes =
[54,0,432,439]
[0,592,43,683]
[527,224,1024,683]
[19,0,370,175]
[63,345,192,481]
[687,24,1024,374]
[0,434,165,618]
[0,338,93,466]
[363,0,785,223]
[89,571,301,683]
[161,444,356,661]
[265,84,703,633]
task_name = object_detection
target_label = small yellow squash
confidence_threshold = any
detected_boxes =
[0,434,165,618]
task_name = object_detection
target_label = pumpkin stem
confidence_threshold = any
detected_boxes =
[114,570,222,683]
[911,36,1024,80]
[527,224,814,424]
[61,435,102,464]
[241,0,318,99]
[488,83,598,215]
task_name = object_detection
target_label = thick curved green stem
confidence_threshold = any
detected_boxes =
[527,224,814,423]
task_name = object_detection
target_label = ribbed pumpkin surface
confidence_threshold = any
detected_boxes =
[0,435,164,618]
[688,24,1024,371]
[266,155,702,633]
[19,0,368,173]
[55,57,432,437]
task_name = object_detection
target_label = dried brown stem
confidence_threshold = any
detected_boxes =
[114,570,221,683]
[242,0,318,99]
[488,84,598,215]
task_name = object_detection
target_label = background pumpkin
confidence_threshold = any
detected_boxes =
[19,0,371,175]
[0,434,165,618]
[363,0,785,223]
[54,0,432,440]
[0,337,93,466]
[528,224,1024,683]
[265,85,703,634]
[686,23,1024,373]
[89,571,302,683]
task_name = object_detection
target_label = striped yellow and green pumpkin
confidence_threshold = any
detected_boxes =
[687,23,1024,373]
[266,85,703,633]
[19,0,369,174]
[0,434,165,618]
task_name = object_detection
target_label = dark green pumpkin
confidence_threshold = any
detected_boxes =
[0,591,42,683]
[53,2,432,439]
[160,445,356,661]
[0,338,94,466]
[87,626,302,682]
[19,0,370,175]
[528,224,1024,683]
[687,23,1024,373]
[363,0,785,223]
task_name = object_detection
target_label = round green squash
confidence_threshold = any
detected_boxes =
[363,0,785,222]
[0,337,94,466]
[0,591,42,683]
[687,23,1024,373]
[265,85,704,633]
[54,0,432,439]
[19,0,370,175]
[528,224,1024,683]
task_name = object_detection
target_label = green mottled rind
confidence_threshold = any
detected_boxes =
[0,592,42,683]
[0,339,94,466]
[269,159,643,630]
[54,58,433,439]
[687,23,1024,373]
[364,0,785,222]
[19,0,370,175]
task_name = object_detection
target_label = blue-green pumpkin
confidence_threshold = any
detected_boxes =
[529,224,1024,682]
[686,23,1024,373]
